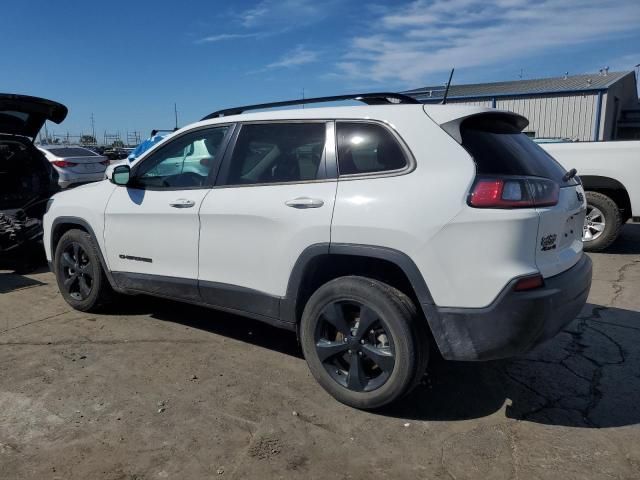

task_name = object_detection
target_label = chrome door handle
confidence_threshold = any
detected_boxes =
[285,197,324,209]
[170,199,196,208]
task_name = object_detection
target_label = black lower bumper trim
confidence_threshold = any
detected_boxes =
[426,255,592,361]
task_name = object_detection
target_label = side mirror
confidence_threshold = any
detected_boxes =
[110,164,131,186]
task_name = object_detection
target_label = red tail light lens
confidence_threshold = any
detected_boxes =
[52,160,77,168]
[513,274,544,291]
[468,176,558,208]
[100,159,110,166]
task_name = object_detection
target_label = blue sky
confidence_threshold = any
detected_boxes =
[1,0,639,140]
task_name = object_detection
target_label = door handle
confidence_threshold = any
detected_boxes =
[169,198,196,208]
[285,197,325,209]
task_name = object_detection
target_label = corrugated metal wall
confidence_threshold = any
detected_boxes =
[449,93,599,141]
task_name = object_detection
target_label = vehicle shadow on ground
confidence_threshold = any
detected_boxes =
[113,294,302,358]
[114,295,640,429]
[386,303,640,428]
[0,269,47,294]
[605,223,640,254]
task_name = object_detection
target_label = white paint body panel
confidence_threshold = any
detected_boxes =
[103,187,211,279]
[198,182,336,296]
[43,180,116,262]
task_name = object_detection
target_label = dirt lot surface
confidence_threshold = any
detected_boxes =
[1,225,640,480]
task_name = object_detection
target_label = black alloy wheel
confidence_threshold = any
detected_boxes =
[301,275,427,409]
[54,229,113,312]
[60,241,94,300]
[315,301,396,392]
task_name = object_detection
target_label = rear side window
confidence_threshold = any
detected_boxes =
[337,122,407,175]
[225,123,326,185]
[460,115,575,184]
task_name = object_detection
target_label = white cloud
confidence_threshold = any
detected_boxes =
[266,45,319,69]
[195,32,261,44]
[239,0,326,28]
[337,0,640,85]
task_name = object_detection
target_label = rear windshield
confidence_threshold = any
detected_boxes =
[460,115,576,185]
[44,147,98,157]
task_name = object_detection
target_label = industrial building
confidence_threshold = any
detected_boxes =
[405,70,640,141]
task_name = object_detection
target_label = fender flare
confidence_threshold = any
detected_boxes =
[282,242,436,325]
[50,216,124,292]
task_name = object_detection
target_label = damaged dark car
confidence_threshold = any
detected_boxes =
[0,94,67,271]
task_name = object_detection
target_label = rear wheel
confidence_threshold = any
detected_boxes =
[582,191,621,252]
[300,276,427,409]
[54,229,113,311]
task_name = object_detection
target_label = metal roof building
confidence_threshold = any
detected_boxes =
[404,71,640,141]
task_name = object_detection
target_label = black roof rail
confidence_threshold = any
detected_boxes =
[201,92,421,120]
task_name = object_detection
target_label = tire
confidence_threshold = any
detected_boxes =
[300,276,428,409]
[53,229,113,311]
[583,191,621,252]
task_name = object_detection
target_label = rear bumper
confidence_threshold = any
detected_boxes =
[425,254,592,361]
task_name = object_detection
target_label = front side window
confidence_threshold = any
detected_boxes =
[336,122,407,175]
[133,126,229,189]
[224,122,326,186]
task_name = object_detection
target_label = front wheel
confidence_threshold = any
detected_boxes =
[54,229,113,311]
[300,276,428,409]
[582,191,622,252]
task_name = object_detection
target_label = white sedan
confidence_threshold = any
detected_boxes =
[38,146,110,188]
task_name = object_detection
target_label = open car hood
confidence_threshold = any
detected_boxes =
[0,94,68,139]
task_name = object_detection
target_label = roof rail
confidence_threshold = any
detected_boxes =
[201,92,420,119]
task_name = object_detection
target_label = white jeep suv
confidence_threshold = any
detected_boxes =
[43,93,592,409]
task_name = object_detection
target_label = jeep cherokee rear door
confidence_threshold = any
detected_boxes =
[197,121,337,318]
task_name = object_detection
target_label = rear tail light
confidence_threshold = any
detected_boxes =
[468,176,559,208]
[513,274,544,291]
[100,159,110,166]
[51,160,78,168]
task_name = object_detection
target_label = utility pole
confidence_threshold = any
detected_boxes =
[90,113,96,141]
[302,88,305,109]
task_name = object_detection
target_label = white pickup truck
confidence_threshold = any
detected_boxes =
[541,140,640,251]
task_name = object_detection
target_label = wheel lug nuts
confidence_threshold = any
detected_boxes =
[358,351,363,356]
[360,339,365,344]
[348,349,352,354]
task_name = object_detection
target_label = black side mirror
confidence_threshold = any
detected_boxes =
[110,164,131,186]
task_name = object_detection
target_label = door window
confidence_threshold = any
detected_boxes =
[336,122,407,175]
[224,123,326,186]
[133,126,230,189]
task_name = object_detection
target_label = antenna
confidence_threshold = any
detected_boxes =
[174,103,178,129]
[441,68,455,105]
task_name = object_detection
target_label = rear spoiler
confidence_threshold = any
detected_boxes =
[424,105,528,144]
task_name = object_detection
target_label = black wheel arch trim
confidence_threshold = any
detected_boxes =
[50,216,125,293]
[282,242,436,325]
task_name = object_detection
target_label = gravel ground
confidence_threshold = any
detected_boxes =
[1,224,639,479]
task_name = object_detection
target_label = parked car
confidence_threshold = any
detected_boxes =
[0,93,66,270]
[38,145,109,188]
[540,140,640,251]
[44,93,592,409]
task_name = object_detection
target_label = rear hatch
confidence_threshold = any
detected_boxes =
[42,146,108,174]
[459,113,585,278]
[0,93,68,138]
